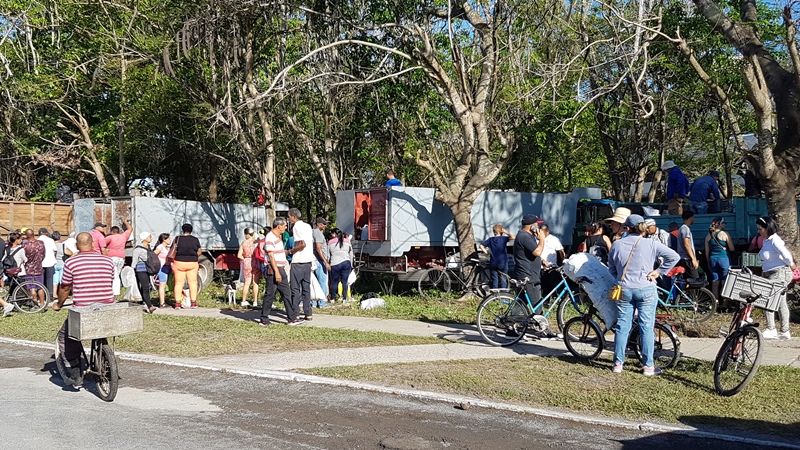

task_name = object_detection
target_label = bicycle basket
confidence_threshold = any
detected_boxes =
[721,269,784,312]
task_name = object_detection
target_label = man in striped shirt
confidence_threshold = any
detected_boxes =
[52,232,115,385]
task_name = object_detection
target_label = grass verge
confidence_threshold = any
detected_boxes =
[302,354,800,437]
[0,309,441,358]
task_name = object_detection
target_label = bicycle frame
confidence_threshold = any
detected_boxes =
[656,277,697,310]
[511,270,579,319]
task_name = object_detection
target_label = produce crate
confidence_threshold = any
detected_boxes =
[739,252,762,267]
[721,268,784,312]
[68,303,144,341]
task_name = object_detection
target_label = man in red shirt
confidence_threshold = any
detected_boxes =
[90,222,108,255]
[52,232,115,385]
[105,219,132,296]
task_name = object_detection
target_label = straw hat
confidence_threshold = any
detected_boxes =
[605,207,632,224]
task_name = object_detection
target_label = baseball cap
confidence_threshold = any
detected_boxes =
[623,214,645,228]
[644,218,657,227]
[605,207,631,224]
[521,214,544,226]
[709,170,721,178]
[94,222,107,228]
[315,217,328,225]
[139,231,151,242]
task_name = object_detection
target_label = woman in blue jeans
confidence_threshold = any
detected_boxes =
[608,214,679,376]
[704,217,733,309]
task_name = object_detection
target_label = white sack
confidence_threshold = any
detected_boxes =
[360,297,386,310]
[562,253,618,328]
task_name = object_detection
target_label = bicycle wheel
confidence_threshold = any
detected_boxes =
[476,294,529,346]
[632,323,681,369]
[556,291,593,333]
[11,279,49,313]
[670,288,716,323]
[417,268,451,300]
[713,327,762,396]
[95,341,119,402]
[562,316,604,361]
[471,267,492,298]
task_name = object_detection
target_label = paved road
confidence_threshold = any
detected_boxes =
[1,344,788,450]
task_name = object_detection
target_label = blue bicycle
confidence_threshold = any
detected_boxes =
[476,267,590,346]
[656,267,717,323]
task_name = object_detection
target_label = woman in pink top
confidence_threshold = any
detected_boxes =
[104,219,132,296]
[236,228,261,307]
[154,233,172,308]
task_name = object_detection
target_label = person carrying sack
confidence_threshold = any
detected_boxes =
[607,214,679,376]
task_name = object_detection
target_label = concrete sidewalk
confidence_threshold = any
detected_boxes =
[151,305,800,370]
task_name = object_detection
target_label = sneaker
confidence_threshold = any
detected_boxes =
[2,303,13,317]
[147,306,157,314]
[287,318,305,326]
[762,328,778,340]
[258,321,270,327]
[317,301,328,308]
[241,301,251,307]
[305,315,313,321]
[174,305,182,310]
[643,366,663,376]
[778,331,792,341]
[536,330,560,341]
[252,302,258,308]
[612,364,624,374]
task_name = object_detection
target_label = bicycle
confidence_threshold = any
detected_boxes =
[2,271,51,313]
[655,267,716,323]
[418,253,499,300]
[475,269,590,346]
[562,300,681,369]
[712,266,780,396]
[54,303,143,402]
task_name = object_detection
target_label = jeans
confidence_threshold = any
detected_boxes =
[689,200,708,214]
[613,285,658,367]
[290,262,312,316]
[708,257,730,282]
[135,270,154,309]
[330,261,352,300]
[42,265,55,298]
[314,260,329,306]
[490,263,508,289]
[763,266,792,333]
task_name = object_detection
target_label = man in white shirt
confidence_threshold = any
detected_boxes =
[287,208,315,321]
[539,224,565,297]
[38,228,58,298]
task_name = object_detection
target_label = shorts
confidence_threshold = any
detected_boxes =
[24,274,44,285]
[158,264,171,283]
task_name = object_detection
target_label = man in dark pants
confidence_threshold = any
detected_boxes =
[287,208,315,322]
[513,214,558,340]
[260,217,298,325]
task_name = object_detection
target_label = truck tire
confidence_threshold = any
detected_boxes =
[198,256,214,289]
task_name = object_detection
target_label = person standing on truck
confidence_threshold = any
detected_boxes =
[689,170,722,214]
[756,216,796,340]
[677,210,700,278]
[662,160,689,203]
[287,208,315,321]
[105,219,133,297]
[313,217,331,307]
[513,214,558,340]
[705,217,734,309]
[51,232,115,385]
[385,169,403,187]
[479,224,514,289]
[90,222,108,255]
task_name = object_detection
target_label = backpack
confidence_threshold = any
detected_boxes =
[139,246,161,275]
[3,247,22,275]
[253,239,266,263]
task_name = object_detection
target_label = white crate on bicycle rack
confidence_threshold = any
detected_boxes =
[721,268,784,312]
[68,303,144,341]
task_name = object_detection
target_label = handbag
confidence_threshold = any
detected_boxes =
[166,237,179,262]
[608,237,641,301]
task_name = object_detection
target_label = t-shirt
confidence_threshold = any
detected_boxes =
[290,220,314,263]
[61,252,115,306]
[22,239,45,276]
[677,224,694,260]
[541,234,564,266]
[328,240,353,266]
[312,228,329,262]
[155,244,169,266]
[513,231,541,283]
[90,229,106,254]
[174,235,201,262]
[482,235,510,270]
[263,231,287,267]
[105,230,132,258]
[55,241,66,268]
[38,235,58,268]
[9,246,27,276]
[63,237,78,256]
[385,178,403,187]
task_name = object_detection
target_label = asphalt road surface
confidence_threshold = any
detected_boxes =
[0,344,787,449]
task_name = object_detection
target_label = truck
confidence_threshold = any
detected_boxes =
[336,187,602,283]
[573,197,785,261]
[73,196,288,287]
[0,201,74,234]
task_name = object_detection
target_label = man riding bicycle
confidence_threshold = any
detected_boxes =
[52,232,115,385]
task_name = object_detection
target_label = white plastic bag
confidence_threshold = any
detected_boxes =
[347,270,357,287]
[360,297,386,310]
[309,273,326,301]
